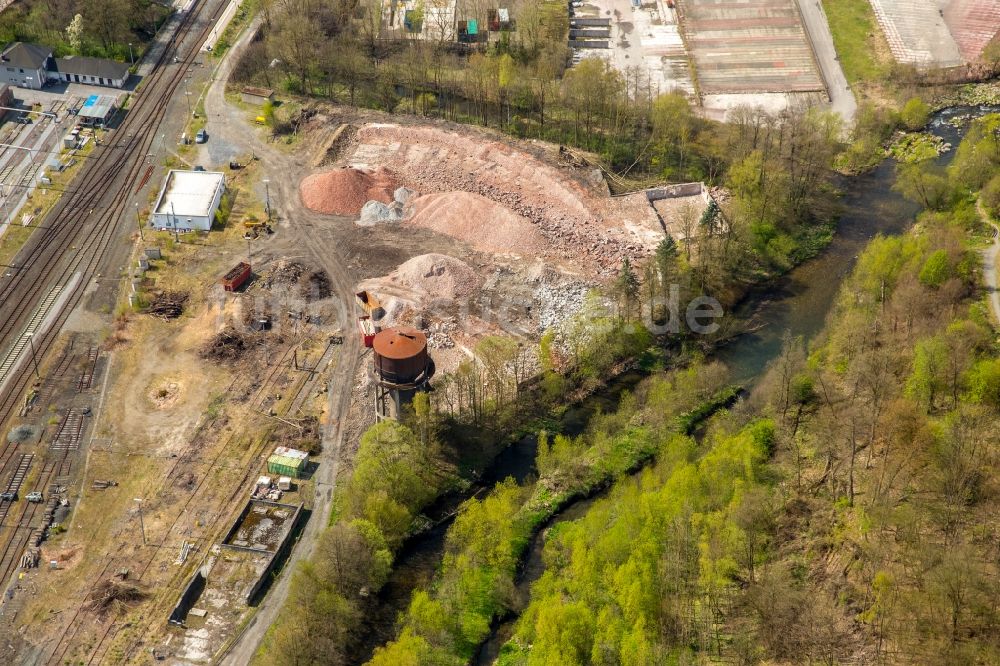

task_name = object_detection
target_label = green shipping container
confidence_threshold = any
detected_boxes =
[267,447,308,478]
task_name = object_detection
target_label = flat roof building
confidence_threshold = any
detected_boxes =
[76,93,120,126]
[152,169,226,232]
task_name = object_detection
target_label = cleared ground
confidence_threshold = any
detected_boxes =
[678,0,825,93]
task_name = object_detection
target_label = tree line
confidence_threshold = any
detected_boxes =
[0,0,169,60]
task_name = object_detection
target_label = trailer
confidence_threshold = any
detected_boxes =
[222,261,252,292]
[359,315,376,348]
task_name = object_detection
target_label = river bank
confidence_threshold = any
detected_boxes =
[352,105,998,666]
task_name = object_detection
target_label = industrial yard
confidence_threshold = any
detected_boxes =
[0,47,713,660]
[0,0,995,662]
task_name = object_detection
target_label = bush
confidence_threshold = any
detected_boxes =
[918,250,951,288]
[900,97,930,130]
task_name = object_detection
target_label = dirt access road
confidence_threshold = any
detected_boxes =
[199,19,363,664]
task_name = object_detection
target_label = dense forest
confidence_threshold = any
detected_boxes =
[490,114,1000,663]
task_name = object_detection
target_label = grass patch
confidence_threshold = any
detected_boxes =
[821,0,889,85]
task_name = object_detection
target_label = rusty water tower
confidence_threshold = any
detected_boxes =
[372,326,435,420]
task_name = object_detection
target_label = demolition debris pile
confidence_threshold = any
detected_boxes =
[404,191,548,257]
[146,291,189,319]
[387,253,482,301]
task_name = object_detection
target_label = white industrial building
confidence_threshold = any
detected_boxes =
[151,170,226,232]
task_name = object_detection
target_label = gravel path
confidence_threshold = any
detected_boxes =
[982,220,1000,325]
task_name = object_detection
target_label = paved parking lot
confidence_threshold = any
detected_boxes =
[943,0,1000,62]
[678,0,825,94]
[869,0,963,66]
[572,0,695,97]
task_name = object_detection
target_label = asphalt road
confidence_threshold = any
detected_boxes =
[983,221,1000,325]
[798,0,858,126]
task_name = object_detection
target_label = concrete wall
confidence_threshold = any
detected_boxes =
[219,500,305,606]
[152,212,212,231]
[51,71,126,88]
[645,182,705,202]
[168,568,208,626]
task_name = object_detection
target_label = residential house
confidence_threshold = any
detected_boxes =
[0,42,51,90]
[0,42,131,90]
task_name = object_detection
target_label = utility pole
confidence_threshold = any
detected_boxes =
[128,42,134,68]
[170,201,179,243]
[263,178,271,222]
[25,333,39,379]
[134,202,144,241]
[134,498,146,545]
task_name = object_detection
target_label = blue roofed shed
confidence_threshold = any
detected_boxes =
[77,93,119,126]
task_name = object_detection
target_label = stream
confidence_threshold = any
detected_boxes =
[353,106,998,666]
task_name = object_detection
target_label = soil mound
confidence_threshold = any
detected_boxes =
[388,254,481,300]
[405,192,547,256]
[300,167,397,216]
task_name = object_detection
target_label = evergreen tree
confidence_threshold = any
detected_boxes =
[655,235,678,299]
[616,256,640,321]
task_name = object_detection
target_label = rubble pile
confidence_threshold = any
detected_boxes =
[388,254,482,300]
[533,280,592,332]
[349,124,652,274]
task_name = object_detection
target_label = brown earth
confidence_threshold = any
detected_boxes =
[300,166,397,216]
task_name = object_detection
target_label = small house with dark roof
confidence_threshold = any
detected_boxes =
[0,42,131,90]
[53,56,130,88]
[0,42,52,89]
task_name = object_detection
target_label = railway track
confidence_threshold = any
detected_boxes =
[0,0,234,646]
[48,342,312,664]
[0,0,228,428]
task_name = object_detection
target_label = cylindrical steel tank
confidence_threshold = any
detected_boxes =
[372,327,430,385]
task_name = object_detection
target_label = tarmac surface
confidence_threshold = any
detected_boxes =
[869,0,963,66]
[798,0,858,125]
[679,0,825,93]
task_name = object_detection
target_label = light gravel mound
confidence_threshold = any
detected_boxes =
[405,192,547,257]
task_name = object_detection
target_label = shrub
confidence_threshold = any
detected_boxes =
[900,97,930,130]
